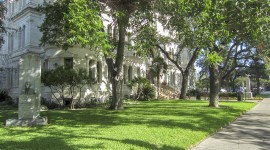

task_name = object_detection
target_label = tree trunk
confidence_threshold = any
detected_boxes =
[256,75,261,95]
[109,79,123,109]
[209,65,220,107]
[180,72,189,99]
[157,74,160,99]
[108,19,127,110]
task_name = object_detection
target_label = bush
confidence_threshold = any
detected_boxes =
[42,66,94,109]
[196,89,202,100]
[187,89,196,96]
[219,92,238,98]
[0,90,12,103]
[41,97,61,109]
[128,77,155,101]
[141,84,155,100]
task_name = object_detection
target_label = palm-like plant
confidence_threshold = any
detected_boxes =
[127,77,154,100]
[150,56,168,99]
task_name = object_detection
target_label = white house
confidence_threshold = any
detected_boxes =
[0,0,196,103]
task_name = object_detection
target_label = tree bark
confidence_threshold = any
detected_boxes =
[110,79,123,109]
[107,19,127,110]
[209,65,220,107]
[157,73,160,99]
[157,45,200,100]
[179,72,189,99]
[256,75,261,95]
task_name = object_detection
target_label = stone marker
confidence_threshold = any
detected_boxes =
[245,74,253,99]
[6,53,47,126]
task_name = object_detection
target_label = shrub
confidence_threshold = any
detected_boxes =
[41,97,61,109]
[187,89,196,96]
[219,92,238,98]
[128,77,155,100]
[41,66,94,109]
[141,84,155,100]
[0,90,12,103]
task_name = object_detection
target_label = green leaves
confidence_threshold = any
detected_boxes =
[39,0,111,53]
[132,26,158,57]
[41,66,93,96]
[207,51,223,67]
[67,0,110,51]
[151,56,168,76]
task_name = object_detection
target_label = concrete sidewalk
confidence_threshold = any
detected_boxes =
[192,98,270,150]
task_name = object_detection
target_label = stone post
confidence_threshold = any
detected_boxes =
[245,75,253,99]
[6,53,47,126]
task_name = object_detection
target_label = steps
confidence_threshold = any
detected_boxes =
[159,84,179,99]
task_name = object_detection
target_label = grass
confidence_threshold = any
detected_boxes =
[0,100,256,150]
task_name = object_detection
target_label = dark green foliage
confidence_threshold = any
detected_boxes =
[0,90,11,102]
[187,89,196,97]
[186,89,202,100]
[141,84,155,100]
[237,92,244,101]
[38,0,108,51]
[128,77,155,100]
[41,66,93,108]
[41,97,60,109]
[39,0,156,110]
[219,92,238,98]
[150,56,168,99]
[150,57,168,76]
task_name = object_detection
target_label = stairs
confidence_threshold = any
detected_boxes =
[159,84,179,99]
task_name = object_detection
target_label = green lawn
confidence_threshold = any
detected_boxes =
[0,100,256,150]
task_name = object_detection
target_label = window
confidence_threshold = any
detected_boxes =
[123,65,127,84]
[22,0,26,6]
[22,25,26,48]
[128,66,133,81]
[8,69,12,88]
[97,61,102,83]
[14,68,19,87]
[18,27,22,49]
[89,60,96,81]
[172,72,176,86]
[64,57,73,69]
[169,72,176,86]
[10,68,13,87]
[8,33,14,52]
[107,24,112,36]
[43,59,49,70]
[11,2,14,14]
[137,67,141,77]
[107,66,111,80]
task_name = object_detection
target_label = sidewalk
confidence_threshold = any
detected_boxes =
[192,98,270,150]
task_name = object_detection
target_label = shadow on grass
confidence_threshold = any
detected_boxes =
[0,100,255,150]
[0,133,183,150]
[40,101,251,132]
[91,137,183,150]
[0,136,77,150]
[1,100,251,130]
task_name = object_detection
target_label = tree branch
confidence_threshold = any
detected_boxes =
[156,44,184,73]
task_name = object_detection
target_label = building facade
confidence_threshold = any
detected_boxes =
[0,0,196,102]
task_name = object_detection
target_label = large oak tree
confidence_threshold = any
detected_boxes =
[200,0,270,107]
[39,0,155,110]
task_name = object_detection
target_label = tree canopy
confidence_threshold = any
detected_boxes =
[40,0,155,110]
[39,0,270,108]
